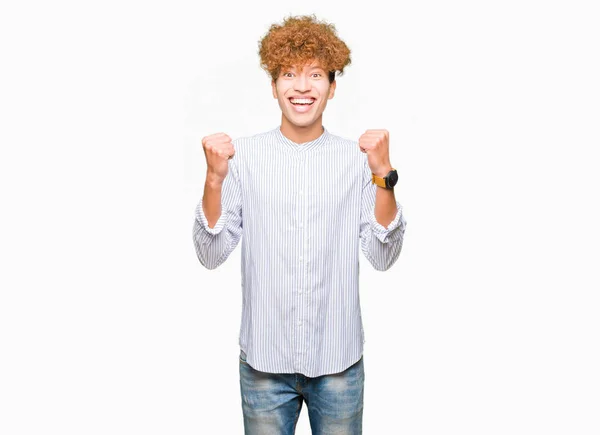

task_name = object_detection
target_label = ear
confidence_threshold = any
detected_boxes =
[328,80,336,99]
[271,80,277,99]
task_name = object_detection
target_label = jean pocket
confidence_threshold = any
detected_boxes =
[239,349,248,364]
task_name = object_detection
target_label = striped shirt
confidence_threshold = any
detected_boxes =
[193,125,407,377]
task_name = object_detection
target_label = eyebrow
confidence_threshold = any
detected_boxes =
[284,66,325,72]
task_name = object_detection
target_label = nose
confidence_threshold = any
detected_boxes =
[293,74,311,92]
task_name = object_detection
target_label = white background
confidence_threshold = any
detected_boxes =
[1,0,599,434]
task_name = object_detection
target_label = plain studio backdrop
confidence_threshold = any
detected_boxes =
[1,0,598,434]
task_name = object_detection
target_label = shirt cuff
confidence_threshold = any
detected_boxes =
[369,201,405,243]
[195,198,227,235]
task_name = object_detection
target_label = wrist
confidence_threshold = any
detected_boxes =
[372,165,393,178]
[372,165,398,190]
[205,172,224,189]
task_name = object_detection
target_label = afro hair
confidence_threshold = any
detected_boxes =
[258,14,352,83]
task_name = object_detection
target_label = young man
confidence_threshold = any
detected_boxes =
[193,14,406,435]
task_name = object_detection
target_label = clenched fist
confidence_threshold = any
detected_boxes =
[358,129,392,177]
[201,132,235,182]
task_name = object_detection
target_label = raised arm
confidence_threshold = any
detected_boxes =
[358,129,407,271]
[193,133,242,269]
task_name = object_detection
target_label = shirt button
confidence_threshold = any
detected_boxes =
[298,320,302,326]
[298,289,302,294]
[299,256,303,262]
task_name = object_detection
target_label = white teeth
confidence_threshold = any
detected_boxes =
[290,98,315,105]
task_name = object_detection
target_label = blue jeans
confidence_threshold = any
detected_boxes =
[239,350,364,434]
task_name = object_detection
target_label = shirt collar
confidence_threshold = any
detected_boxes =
[274,125,330,152]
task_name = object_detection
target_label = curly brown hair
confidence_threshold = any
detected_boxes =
[258,14,351,83]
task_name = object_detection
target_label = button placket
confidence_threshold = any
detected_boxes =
[299,151,310,369]
[295,151,306,369]
[295,151,308,368]
[298,152,307,265]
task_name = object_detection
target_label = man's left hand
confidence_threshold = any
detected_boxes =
[358,129,393,177]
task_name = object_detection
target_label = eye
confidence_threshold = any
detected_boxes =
[283,72,293,78]
[312,73,322,78]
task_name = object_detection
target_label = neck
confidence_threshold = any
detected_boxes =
[279,115,324,144]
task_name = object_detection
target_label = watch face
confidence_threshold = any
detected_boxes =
[387,170,398,188]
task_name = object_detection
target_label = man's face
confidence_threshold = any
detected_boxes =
[271,60,336,129]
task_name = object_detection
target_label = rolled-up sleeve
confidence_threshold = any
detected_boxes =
[359,158,407,271]
[193,157,243,269]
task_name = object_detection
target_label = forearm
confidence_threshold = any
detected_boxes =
[202,173,224,229]
[372,161,398,229]
[194,166,243,270]
[361,191,406,271]
[374,186,398,229]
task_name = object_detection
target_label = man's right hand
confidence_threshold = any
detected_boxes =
[201,133,235,183]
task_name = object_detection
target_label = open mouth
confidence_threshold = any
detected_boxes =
[289,98,316,106]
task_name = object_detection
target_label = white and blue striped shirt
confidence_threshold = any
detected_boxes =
[193,126,406,377]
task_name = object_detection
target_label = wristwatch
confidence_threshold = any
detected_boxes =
[372,168,398,189]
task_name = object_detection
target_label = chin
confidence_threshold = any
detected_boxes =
[284,114,314,127]
[291,119,314,127]
[290,110,324,123]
